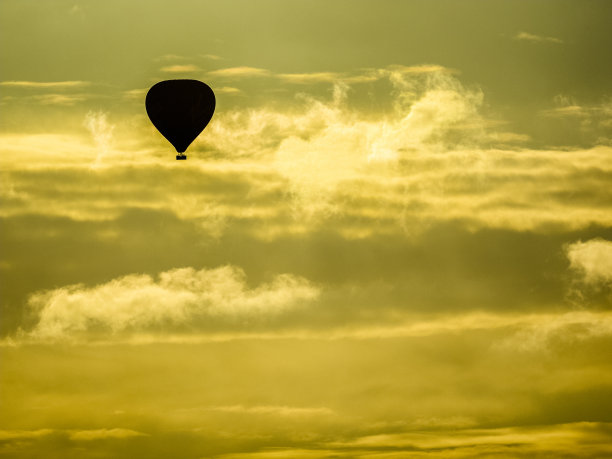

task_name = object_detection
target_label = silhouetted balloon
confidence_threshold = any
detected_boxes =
[146,80,215,158]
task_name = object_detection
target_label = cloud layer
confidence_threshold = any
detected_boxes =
[3,66,610,234]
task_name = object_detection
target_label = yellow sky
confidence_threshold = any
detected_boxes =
[1,1,612,457]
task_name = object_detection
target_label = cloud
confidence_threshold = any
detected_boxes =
[160,64,200,73]
[208,66,271,78]
[566,238,612,285]
[277,72,341,84]
[201,53,222,60]
[274,66,454,85]
[498,310,612,352]
[322,423,612,456]
[207,405,334,417]
[0,80,90,88]
[0,429,54,440]
[0,428,146,442]
[1,65,611,233]
[542,105,587,118]
[540,97,612,142]
[84,111,115,166]
[154,54,187,61]
[122,88,147,99]
[385,64,457,74]
[68,428,147,441]
[69,4,83,15]
[216,86,241,94]
[22,265,319,342]
[272,70,484,216]
[196,423,612,458]
[32,93,87,105]
[514,31,563,44]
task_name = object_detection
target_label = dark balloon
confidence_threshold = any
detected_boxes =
[145,80,216,158]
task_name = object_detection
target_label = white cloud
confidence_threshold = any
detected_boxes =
[325,422,608,452]
[68,428,147,441]
[154,54,187,61]
[540,97,612,140]
[515,31,563,44]
[206,423,612,459]
[566,238,612,285]
[84,111,115,166]
[498,310,612,352]
[277,72,341,84]
[273,70,484,216]
[23,266,319,342]
[201,53,223,60]
[0,428,146,442]
[13,302,612,347]
[207,405,334,417]
[0,429,54,440]
[33,93,87,105]
[274,66,454,85]
[385,64,456,74]
[215,86,241,94]
[122,88,147,99]
[161,64,200,73]
[208,67,271,78]
[0,80,90,88]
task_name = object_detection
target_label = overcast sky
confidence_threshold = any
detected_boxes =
[1,1,612,457]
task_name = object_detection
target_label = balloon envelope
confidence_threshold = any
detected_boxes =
[145,80,216,153]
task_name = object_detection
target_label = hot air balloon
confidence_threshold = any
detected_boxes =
[145,80,216,160]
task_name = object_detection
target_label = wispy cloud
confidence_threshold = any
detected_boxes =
[84,111,115,166]
[277,72,341,84]
[160,64,200,73]
[386,64,456,74]
[201,53,223,60]
[541,105,587,117]
[208,66,271,78]
[0,80,90,88]
[154,53,187,61]
[0,428,146,442]
[207,405,334,417]
[216,86,241,94]
[0,429,54,440]
[69,429,147,441]
[322,423,612,456]
[515,31,563,44]
[69,4,83,15]
[30,94,87,105]
[276,66,454,84]
[122,88,147,99]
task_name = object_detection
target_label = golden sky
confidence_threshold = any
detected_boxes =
[1,1,612,457]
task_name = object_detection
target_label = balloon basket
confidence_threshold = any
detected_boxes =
[176,154,187,160]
